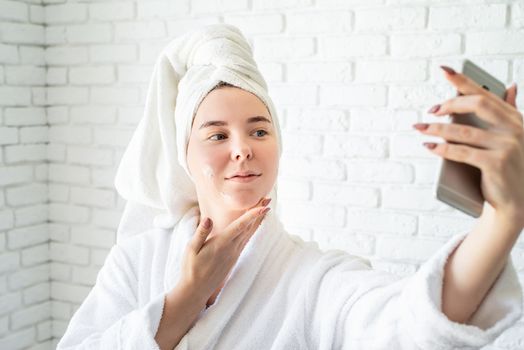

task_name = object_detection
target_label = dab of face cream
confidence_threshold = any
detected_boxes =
[203,165,214,179]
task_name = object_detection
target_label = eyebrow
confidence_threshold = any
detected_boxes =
[199,116,271,130]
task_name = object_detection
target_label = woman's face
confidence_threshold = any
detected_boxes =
[187,86,279,211]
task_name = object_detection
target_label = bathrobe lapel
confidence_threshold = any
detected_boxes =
[164,205,284,350]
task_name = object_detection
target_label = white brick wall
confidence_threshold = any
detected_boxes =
[1,1,524,349]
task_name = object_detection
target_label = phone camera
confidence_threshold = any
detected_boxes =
[482,85,490,91]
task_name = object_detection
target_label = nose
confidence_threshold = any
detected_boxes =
[231,137,252,161]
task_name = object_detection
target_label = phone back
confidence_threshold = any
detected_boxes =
[435,60,506,217]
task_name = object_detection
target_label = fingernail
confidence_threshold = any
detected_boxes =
[440,65,456,75]
[423,142,437,150]
[259,207,271,215]
[203,217,212,229]
[427,104,441,114]
[413,123,429,131]
[262,198,272,206]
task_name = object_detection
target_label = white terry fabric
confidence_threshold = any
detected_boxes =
[56,206,522,350]
[113,23,282,238]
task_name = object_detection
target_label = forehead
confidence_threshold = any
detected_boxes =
[193,87,270,124]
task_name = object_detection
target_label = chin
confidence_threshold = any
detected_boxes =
[220,190,268,210]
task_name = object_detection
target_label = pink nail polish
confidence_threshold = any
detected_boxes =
[440,66,456,75]
[427,104,441,114]
[423,142,437,150]
[413,123,429,131]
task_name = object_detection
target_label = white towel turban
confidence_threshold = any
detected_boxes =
[114,23,283,236]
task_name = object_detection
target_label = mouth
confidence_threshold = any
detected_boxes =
[226,174,262,183]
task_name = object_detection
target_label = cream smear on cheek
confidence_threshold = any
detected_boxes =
[203,164,233,200]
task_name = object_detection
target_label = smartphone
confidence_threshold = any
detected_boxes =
[434,59,507,217]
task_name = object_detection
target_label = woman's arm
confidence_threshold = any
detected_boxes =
[442,205,522,323]
[155,281,207,350]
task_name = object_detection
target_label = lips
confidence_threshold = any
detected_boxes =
[227,171,261,179]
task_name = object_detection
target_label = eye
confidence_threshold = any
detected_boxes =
[253,129,268,137]
[209,133,227,141]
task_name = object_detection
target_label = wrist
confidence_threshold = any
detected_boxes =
[480,204,523,239]
[172,278,209,309]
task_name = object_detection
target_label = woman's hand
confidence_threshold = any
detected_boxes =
[413,66,524,229]
[179,197,271,306]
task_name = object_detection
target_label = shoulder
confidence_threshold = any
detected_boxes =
[109,227,172,267]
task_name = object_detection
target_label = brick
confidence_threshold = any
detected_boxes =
[275,179,310,200]
[94,128,134,147]
[320,85,387,107]
[91,248,110,266]
[429,5,506,30]
[136,1,187,19]
[138,41,167,64]
[281,132,322,156]
[313,183,378,207]
[388,83,451,109]
[70,65,114,85]
[279,202,345,228]
[67,146,113,166]
[19,46,44,65]
[5,66,45,85]
[314,230,375,256]
[90,87,140,105]
[45,46,88,65]
[0,87,31,106]
[90,2,134,21]
[71,106,116,125]
[92,168,115,188]
[47,106,68,124]
[71,226,115,249]
[193,0,247,13]
[47,144,65,162]
[45,26,66,45]
[49,224,69,243]
[72,266,100,286]
[30,4,44,24]
[253,0,313,10]
[50,263,70,282]
[320,35,387,59]
[48,164,89,185]
[0,127,18,145]
[5,107,46,126]
[7,224,48,249]
[316,0,382,7]
[419,214,474,238]
[391,34,461,57]
[46,67,67,85]
[376,236,444,262]
[0,327,35,350]
[355,60,426,83]
[287,61,353,83]
[23,282,50,305]
[8,264,49,290]
[346,161,414,183]
[253,37,315,60]
[222,13,283,35]
[347,209,417,235]
[20,126,48,143]
[166,18,221,38]
[0,292,22,315]
[14,205,47,227]
[279,156,345,180]
[92,209,122,229]
[0,22,44,44]
[90,44,137,63]
[466,31,524,55]
[287,10,351,33]
[6,183,47,206]
[35,164,48,182]
[115,21,165,41]
[11,302,50,330]
[66,24,112,44]
[51,282,91,303]
[47,87,88,105]
[49,204,89,224]
[0,165,33,186]
[0,0,28,22]
[45,3,87,24]
[70,187,115,208]
[351,109,418,132]
[50,243,89,265]
[5,144,47,163]
[355,7,425,31]
[324,135,387,158]
[390,134,435,158]
[513,2,524,27]
[267,84,316,107]
[117,64,153,84]
[21,243,49,266]
[49,125,91,144]
[0,252,19,273]
[382,186,448,211]
[37,320,52,342]
[0,44,18,64]
[286,108,350,132]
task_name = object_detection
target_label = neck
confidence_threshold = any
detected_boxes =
[197,203,248,238]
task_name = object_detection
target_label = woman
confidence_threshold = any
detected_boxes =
[57,24,523,350]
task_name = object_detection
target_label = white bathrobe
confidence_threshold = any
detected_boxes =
[56,206,522,350]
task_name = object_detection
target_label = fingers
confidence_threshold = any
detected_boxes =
[422,142,495,172]
[189,217,213,253]
[505,83,517,108]
[440,65,491,98]
[227,198,271,242]
[414,122,507,150]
